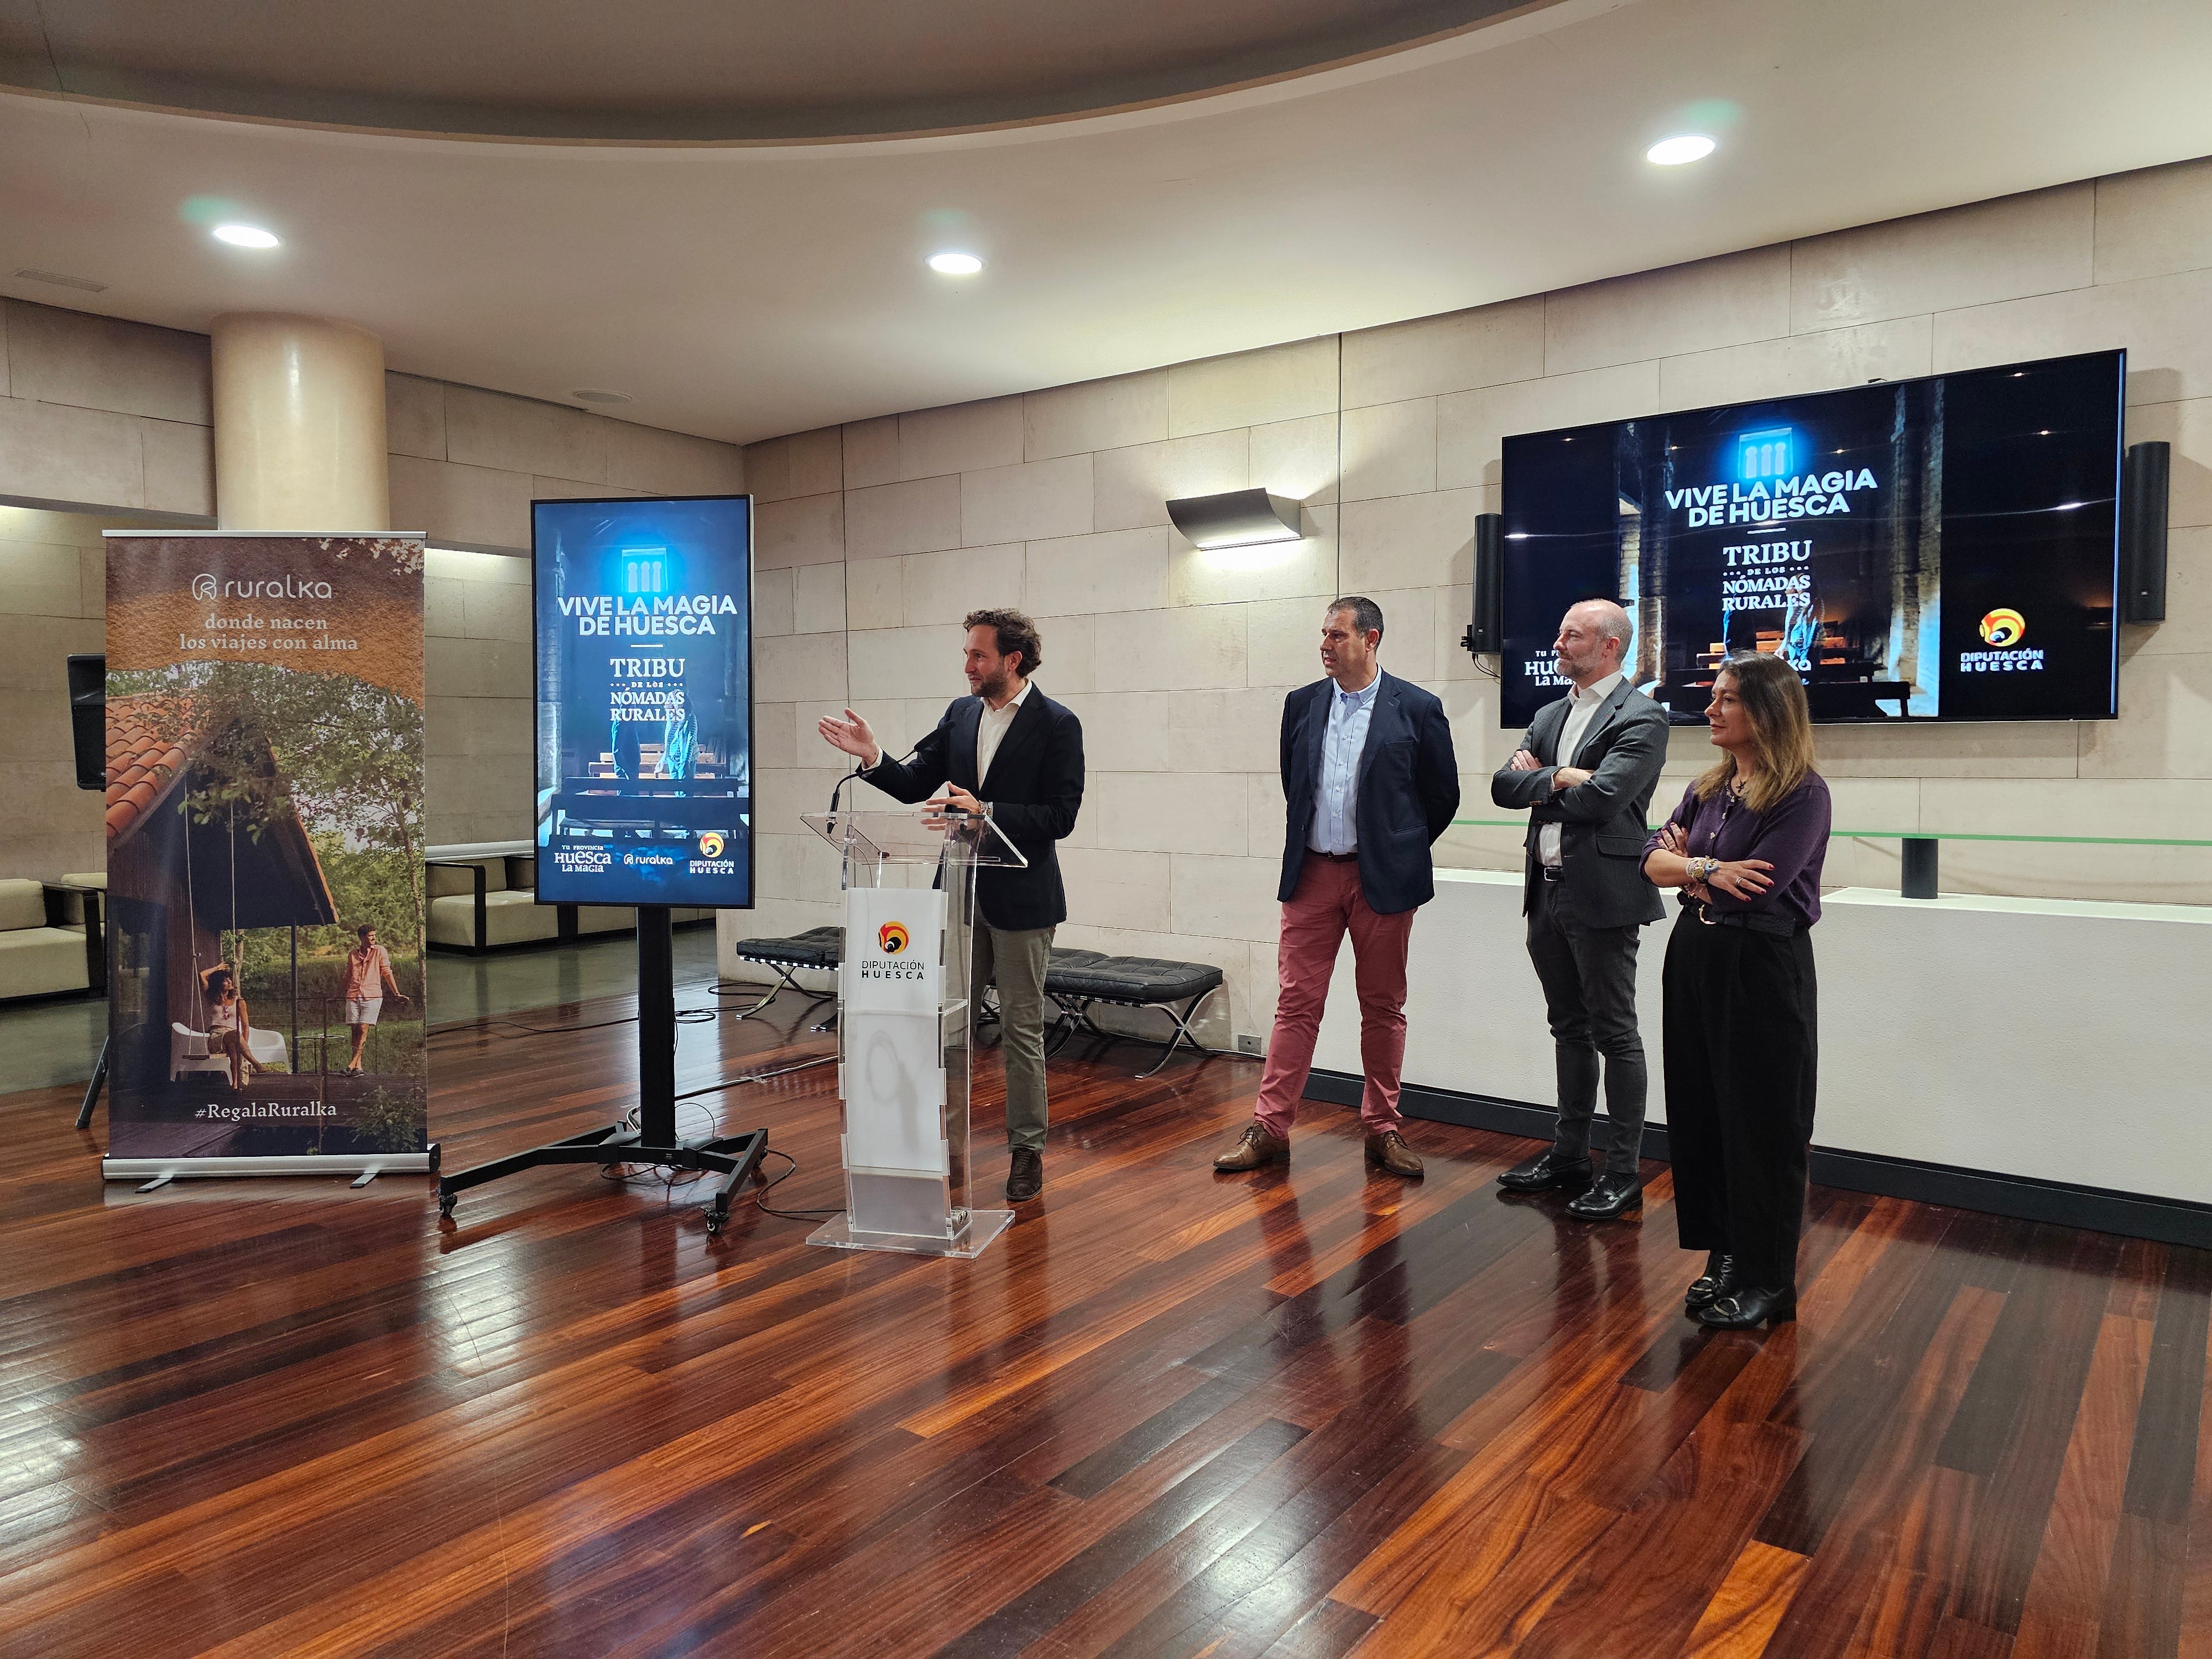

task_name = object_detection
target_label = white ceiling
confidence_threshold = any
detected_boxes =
[2,0,2210,447]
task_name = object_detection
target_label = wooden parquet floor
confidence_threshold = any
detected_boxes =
[0,984,2205,1657]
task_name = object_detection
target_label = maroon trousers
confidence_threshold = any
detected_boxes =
[1253,855,1417,1139]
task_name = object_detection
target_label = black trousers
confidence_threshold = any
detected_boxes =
[1526,879,1648,1173]
[1661,912,1818,1291]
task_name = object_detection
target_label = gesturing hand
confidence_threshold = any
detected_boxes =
[817,708,882,768]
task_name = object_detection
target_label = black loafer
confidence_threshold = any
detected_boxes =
[1695,1285,1797,1329]
[1684,1252,1736,1311]
[1006,1147,1044,1203]
[1498,1151,1593,1193]
[1566,1171,1642,1220]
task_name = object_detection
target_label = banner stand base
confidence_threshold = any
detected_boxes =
[102,1147,441,1186]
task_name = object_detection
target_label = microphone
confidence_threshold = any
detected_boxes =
[827,737,919,816]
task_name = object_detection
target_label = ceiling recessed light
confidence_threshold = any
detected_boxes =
[927,252,983,276]
[1646,135,1717,166]
[572,389,633,405]
[211,224,280,248]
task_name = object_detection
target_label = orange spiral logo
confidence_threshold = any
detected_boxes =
[878,922,909,954]
[697,830,726,857]
[1979,608,2026,647]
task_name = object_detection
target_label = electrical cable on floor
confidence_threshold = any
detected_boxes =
[747,1149,843,1220]
[674,1051,837,1102]
[426,978,761,1042]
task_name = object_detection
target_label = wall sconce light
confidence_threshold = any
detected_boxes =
[1165,488,1303,550]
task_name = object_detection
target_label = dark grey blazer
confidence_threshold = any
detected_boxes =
[1490,679,1670,930]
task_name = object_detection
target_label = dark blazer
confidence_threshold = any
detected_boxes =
[862,686,1085,932]
[1277,670,1460,916]
[1490,678,1669,930]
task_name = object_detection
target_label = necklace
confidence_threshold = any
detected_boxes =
[1707,773,1749,855]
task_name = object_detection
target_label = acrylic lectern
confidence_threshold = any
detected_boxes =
[799,807,1026,1260]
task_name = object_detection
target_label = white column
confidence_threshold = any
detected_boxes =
[210,314,389,531]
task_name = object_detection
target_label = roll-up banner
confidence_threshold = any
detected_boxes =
[99,533,434,1183]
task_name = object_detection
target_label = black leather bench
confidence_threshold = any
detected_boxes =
[726,932,1224,1076]
[726,926,842,1018]
[1040,953,1226,1078]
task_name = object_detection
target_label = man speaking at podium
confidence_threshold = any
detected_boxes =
[818,609,1084,1204]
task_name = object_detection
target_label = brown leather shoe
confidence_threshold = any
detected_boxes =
[1213,1122,1289,1171]
[1365,1130,1425,1178]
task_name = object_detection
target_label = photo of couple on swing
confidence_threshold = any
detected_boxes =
[195,924,411,1090]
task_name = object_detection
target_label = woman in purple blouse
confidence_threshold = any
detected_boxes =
[1641,652,1831,1330]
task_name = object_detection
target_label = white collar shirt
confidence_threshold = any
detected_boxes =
[1310,673,1383,855]
[1539,671,1624,868]
[974,679,1034,788]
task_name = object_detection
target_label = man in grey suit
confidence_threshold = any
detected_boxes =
[1490,599,1669,1220]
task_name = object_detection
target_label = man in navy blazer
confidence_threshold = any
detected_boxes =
[818,608,1084,1204]
[1214,596,1459,1177]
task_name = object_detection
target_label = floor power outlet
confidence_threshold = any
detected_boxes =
[1234,1033,1265,1057]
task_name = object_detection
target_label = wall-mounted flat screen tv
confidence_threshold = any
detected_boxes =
[533,494,754,907]
[1499,348,2124,726]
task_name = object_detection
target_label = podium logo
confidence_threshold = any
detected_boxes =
[878,922,910,954]
[1979,608,2026,647]
[697,830,726,858]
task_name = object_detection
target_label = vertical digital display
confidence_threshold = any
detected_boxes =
[1499,350,2124,726]
[533,495,754,906]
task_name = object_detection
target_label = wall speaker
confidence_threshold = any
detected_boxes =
[1463,512,1503,655]
[67,653,105,792]
[2119,440,2169,624]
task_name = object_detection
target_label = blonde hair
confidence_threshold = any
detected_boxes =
[1693,652,1818,812]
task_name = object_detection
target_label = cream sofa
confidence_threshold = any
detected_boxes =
[0,877,100,1000]
[426,853,711,953]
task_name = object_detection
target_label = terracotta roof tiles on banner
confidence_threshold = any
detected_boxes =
[103,697,195,844]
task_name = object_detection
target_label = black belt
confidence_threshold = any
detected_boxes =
[1681,899,1800,936]
[1540,864,1565,882]
[1309,849,1359,864]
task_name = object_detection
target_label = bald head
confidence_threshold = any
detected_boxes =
[1554,599,1632,688]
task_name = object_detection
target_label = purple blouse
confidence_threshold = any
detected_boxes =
[1642,772,1833,928]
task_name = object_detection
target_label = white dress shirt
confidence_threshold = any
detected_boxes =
[1539,671,1623,868]
[1310,673,1381,855]
[974,679,1034,788]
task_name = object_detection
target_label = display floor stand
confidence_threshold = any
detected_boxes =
[437,906,768,1234]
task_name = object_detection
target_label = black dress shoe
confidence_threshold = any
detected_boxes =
[1006,1148,1043,1203]
[1684,1252,1736,1311]
[1566,1170,1642,1220]
[1695,1285,1797,1329]
[1497,1151,1593,1193]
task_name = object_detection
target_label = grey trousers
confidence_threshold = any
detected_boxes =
[974,921,1054,1152]
[1525,879,1648,1173]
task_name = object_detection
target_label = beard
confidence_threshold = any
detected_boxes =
[973,665,1011,702]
